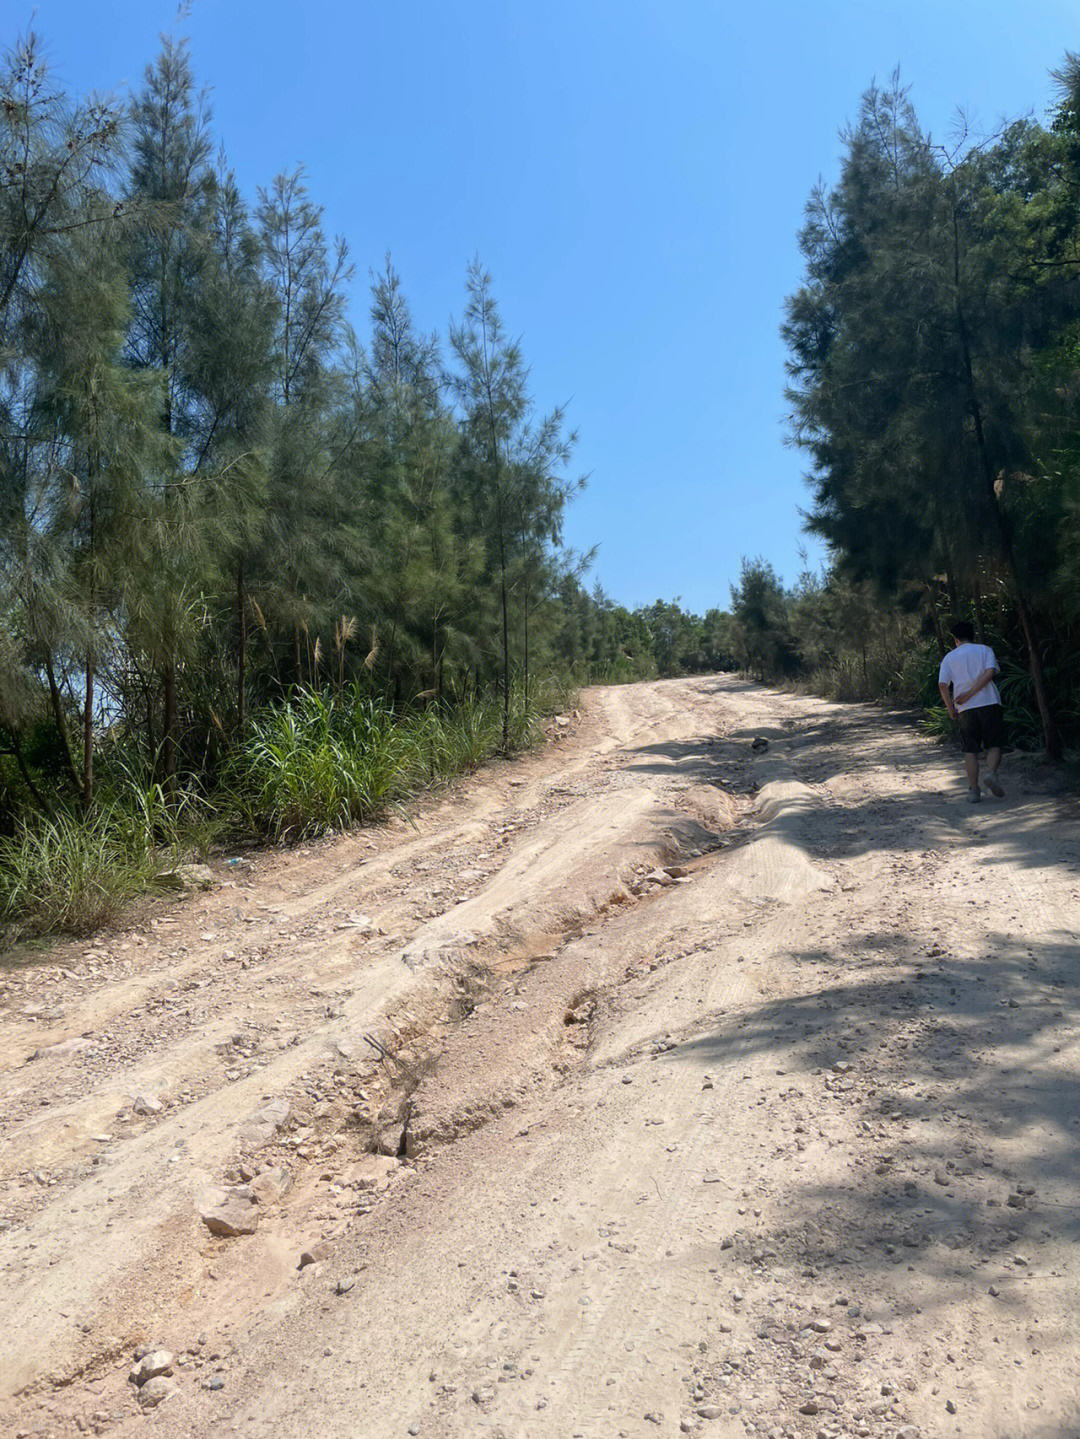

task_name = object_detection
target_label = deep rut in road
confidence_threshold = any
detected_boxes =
[0,681,745,1411]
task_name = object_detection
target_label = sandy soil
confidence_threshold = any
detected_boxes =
[2,675,1078,1439]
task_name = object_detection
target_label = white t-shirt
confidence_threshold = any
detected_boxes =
[938,643,1001,711]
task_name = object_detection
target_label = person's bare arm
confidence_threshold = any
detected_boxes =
[938,681,958,719]
[955,667,996,706]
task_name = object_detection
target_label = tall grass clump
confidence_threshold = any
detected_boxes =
[412,696,502,780]
[507,685,547,750]
[0,809,158,936]
[0,751,224,939]
[525,669,579,719]
[801,635,934,706]
[100,750,223,860]
[227,689,422,840]
[226,680,574,840]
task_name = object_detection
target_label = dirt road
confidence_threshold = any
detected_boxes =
[3,676,1079,1439]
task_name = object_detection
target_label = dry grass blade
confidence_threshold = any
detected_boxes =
[334,614,358,653]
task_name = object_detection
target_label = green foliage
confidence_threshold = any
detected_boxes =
[0,808,157,936]
[226,682,563,843]
[548,577,736,683]
[0,33,605,938]
[783,68,1080,755]
[98,750,222,859]
[1,34,595,836]
[730,560,799,681]
[411,698,502,778]
[228,690,418,840]
[0,680,566,936]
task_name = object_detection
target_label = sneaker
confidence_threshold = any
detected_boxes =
[967,786,981,804]
[985,774,1004,798]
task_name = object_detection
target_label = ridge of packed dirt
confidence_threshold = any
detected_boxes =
[2,676,1078,1439]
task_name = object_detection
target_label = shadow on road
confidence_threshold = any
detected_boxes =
[624,677,1080,878]
[662,925,1080,1343]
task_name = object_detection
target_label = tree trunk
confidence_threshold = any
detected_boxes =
[5,736,54,820]
[500,565,510,751]
[146,688,156,768]
[82,651,94,811]
[925,587,948,661]
[237,557,247,734]
[522,584,530,709]
[386,617,398,701]
[163,662,177,794]
[944,554,958,616]
[973,580,986,644]
[45,654,83,796]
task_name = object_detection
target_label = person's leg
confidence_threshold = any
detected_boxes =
[964,750,980,795]
[983,706,1005,797]
[984,747,1003,795]
[959,711,980,798]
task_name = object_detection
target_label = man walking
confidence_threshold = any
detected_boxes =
[937,620,1005,803]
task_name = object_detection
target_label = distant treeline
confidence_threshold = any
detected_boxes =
[782,62,1080,757]
[555,565,926,709]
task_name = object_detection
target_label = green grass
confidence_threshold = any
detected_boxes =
[0,808,159,937]
[227,681,566,840]
[227,689,425,840]
[0,678,575,940]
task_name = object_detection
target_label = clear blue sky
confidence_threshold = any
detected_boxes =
[12,1,1078,612]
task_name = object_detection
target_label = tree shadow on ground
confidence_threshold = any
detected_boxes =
[665,925,1080,1274]
[653,927,1080,1433]
[624,701,1080,877]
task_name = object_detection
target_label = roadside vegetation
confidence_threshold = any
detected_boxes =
[0,32,585,939]
[0,677,568,938]
[781,63,1080,760]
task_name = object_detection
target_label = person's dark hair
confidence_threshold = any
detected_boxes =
[950,620,975,643]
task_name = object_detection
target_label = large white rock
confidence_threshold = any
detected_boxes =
[197,1185,259,1236]
[130,1350,174,1386]
[238,1097,291,1147]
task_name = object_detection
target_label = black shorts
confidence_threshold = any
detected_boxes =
[958,704,1004,754]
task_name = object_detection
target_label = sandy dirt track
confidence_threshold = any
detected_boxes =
[2,675,1079,1439]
